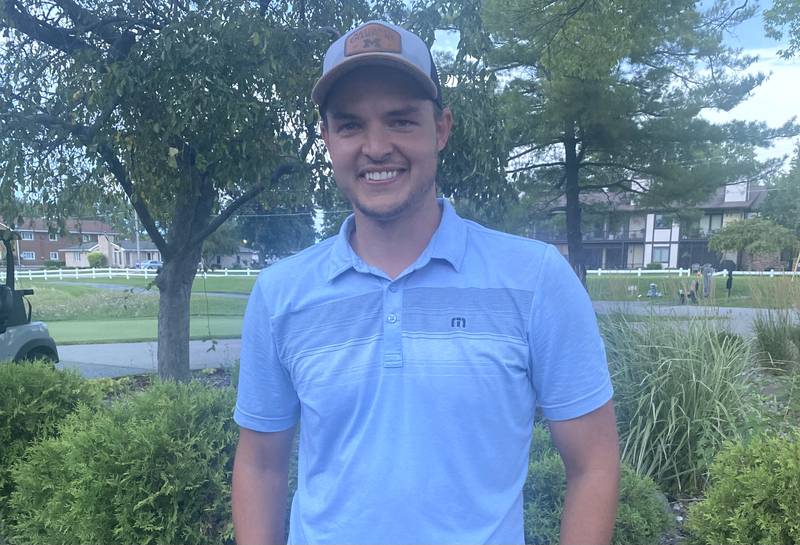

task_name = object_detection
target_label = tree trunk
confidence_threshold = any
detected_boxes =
[155,248,201,381]
[563,123,586,285]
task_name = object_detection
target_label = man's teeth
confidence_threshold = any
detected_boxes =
[364,170,398,181]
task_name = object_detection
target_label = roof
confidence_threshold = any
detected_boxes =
[694,184,768,210]
[116,240,160,251]
[238,246,258,254]
[8,217,117,235]
[58,243,100,252]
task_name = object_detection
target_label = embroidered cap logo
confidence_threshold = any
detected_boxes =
[344,23,402,57]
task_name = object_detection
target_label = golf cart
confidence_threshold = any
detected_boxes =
[0,224,59,363]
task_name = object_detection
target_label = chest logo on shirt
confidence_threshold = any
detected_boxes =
[451,317,467,328]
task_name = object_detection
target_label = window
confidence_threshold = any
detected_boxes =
[73,252,81,260]
[49,233,58,241]
[654,214,673,229]
[652,246,670,265]
[21,251,35,260]
[82,234,92,242]
[709,214,723,232]
[21,231,34,240]
[49,251,59,260]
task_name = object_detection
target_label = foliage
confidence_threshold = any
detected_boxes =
[236,203,316,259]
[43,260,65,269]
[708,217,800,256]
[764,0,800,59]
[686,430,800,545]
[523,425,672,545]
[752,309,800,372]
[602,315,761,495]
[8,380,238,545]
[762,147,800,235]
[644,262,663,270]
[0,363,97,535]
[201,221,241,266]
[472,0,795,277]
[86,251,107,268]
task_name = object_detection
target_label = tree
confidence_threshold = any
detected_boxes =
[237,202,317,260]
[765,0,800,58]
[475,0,796,281]
[708,217,800,259]
[762,146,800,235]
[200,220,241,268]
[0,0,407,379]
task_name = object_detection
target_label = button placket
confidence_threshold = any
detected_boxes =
[382,282,404,368]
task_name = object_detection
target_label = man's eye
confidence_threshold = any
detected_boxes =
[337,122,359,133]
[391,119,415,128]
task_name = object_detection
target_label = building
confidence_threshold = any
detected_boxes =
[59,236,162,268]
[4,218,117,268]
[534,181,767,270]
[203,246,259,269]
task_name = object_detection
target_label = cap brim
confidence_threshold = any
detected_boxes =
[312,54,438,106]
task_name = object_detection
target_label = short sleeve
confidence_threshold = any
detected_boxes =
[528,245,613,421]
[234,276,300,431]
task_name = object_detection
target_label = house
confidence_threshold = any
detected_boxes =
[534,181,767,270]
[204,246,259,269]
[3,218,117,268]
[60,236,162,268]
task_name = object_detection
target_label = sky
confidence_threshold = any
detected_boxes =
[433,0,800,168]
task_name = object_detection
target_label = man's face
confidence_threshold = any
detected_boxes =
[321,66,452,223]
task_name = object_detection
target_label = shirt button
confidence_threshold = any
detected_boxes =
[388,285,398,293]
[386,313,398,324]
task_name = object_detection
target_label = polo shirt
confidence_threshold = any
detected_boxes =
[234,198,613,544]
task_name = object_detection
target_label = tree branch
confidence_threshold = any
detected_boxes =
[3,0,95,54]
[506,161,565,174]
[193,162,301,246]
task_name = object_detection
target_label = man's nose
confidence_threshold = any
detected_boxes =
[361,125,393,161]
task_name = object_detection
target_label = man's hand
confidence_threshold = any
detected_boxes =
[232,426,295,545]
[549,401,619,545]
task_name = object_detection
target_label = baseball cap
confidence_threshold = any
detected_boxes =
[312,20,443,109]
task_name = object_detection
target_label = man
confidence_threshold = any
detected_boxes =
[232,20,619,545]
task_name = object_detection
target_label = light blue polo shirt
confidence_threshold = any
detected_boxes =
[235,198,612,545]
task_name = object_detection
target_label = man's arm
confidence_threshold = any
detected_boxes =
[549,400,620,545]
[232,426,296,545]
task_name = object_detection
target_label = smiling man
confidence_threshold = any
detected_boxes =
[232,20,619,545]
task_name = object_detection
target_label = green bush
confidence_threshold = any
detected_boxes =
[0,363,97,536]
[523,425,672,545]
[645,262,663,270]
[686,431,800,545]
[602,315,761,495]
[752,309,800,371]
[43,259,65,269]
[87,251,107,268]
[9,380,238,545]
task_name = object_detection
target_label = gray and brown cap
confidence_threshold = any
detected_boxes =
[312,20,443,109]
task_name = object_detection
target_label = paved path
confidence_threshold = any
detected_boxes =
[57,339,241,378]
[55,301,787,379]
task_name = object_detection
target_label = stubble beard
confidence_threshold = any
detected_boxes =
[348,172,437,223]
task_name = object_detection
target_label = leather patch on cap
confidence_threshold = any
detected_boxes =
[345,23,402,56]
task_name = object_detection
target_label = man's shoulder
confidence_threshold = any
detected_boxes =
[252,236,338,297]
[462,219,555,267]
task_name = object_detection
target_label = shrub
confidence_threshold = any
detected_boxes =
[0,363,97,535]
[752,309,800,372]
[9,380,238,545]
[87,251,107,268]
[602,315,761,495]
[645,262,663,270]
[686,431,800,545]
[43,259,65,269]
[523,425,672,545]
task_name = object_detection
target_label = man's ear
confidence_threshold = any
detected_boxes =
[320,118,329,148]
[435,107,454,152]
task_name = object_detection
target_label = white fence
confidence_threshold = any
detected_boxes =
[587,268,800,278]
[1,267,259,283]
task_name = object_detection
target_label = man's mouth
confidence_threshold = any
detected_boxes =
[361,169,403,182]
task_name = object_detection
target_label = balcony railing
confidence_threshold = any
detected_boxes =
[536,228,646,242]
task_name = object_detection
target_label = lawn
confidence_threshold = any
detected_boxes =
[47,316,242,344]
[16,274,258,294]
[587,274,800,308]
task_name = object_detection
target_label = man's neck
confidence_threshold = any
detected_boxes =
[350,198,442,279]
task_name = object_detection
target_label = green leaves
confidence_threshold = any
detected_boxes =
[708,217,800,256]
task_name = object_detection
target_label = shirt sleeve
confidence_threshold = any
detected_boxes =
[234,275,300,431]
[527,245,613,421]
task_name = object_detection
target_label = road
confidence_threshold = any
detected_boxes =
[53,300,785,379]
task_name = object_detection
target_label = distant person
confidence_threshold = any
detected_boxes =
[726,269,733,298]
[231,20,619,545]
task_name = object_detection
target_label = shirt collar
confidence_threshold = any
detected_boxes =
[326,198,467,282]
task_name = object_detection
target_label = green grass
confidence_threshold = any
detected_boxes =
[587,274,800,308]
[47,316,242,344]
